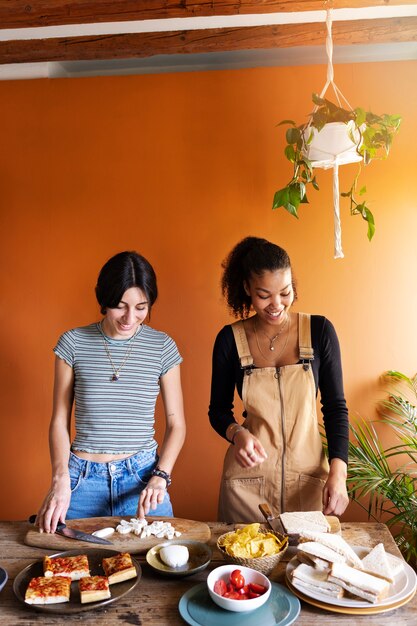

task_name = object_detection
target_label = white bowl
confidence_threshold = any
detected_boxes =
[207,564,271,612]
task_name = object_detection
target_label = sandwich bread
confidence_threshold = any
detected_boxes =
[291,563,344,598]
[361,543,395,583]
[328,561,390,603]
[297,541,347,570]
[298,531,363,569]
[280,511,331,535]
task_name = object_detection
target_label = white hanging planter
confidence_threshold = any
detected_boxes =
[303,121,363,169]
[272,8,401,258]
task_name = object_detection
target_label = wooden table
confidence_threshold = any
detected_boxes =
[0,520,415,625]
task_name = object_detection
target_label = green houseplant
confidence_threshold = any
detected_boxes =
[272,93,401,242]
[347,371,417,565]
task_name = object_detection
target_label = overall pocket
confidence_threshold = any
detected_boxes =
[298,473,326,510]
[219,476,265,523]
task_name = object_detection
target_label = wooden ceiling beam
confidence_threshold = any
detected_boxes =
[1,0,416,29]
[0,17,415,65]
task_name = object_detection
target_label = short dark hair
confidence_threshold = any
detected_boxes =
[95,251,158,314]
[221,236,297,318]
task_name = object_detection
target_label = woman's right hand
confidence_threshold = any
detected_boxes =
[233,429,268,468]
[35,474,71,533]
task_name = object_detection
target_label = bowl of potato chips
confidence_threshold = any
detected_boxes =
[217,523,288,576]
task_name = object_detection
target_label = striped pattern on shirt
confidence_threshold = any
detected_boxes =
[54,323,182,454]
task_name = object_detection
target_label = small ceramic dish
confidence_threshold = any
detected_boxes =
[207,564,271,612]
[0,567,8,593]
[146,539,212,577]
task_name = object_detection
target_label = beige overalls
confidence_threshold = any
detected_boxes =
[218,313,329,523]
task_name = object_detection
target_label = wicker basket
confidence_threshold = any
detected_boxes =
[217,528,288,576]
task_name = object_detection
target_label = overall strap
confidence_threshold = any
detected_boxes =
[298,313,314,363]
[231,321,254,370]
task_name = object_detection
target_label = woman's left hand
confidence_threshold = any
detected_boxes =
[322,458,349,516]
[136,476,167,519]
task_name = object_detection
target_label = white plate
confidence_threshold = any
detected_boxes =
[286,546,416,609]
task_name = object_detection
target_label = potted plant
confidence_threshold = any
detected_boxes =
[272,93,401,244]
[346,370,417,567]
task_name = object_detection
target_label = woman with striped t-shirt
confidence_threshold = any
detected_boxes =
[36,251,186,533]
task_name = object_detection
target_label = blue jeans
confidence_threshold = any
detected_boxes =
[66,449,173,519]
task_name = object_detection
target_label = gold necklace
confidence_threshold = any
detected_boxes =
[99,322,143,381]
[253,316,291,363]
[260,315,290,351]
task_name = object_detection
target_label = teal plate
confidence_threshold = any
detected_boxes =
[178,582,300,626]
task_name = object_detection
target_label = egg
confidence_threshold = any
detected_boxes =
[159,545,189,568]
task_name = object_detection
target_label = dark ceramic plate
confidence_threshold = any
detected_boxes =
[13,548,141,613]
[0,567,8,593]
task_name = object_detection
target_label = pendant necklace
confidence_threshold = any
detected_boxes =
[260,314,290,351]
[98,322,143,381]
[253,315,291,363]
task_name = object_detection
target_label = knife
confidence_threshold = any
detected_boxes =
[258,503,285,534]
[28,515,114,545]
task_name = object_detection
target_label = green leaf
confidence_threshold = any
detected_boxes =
[272,187,289,210]
[286,127,301,145]
[277,119,296,127]
[355,107,366,127]
[359,186,367,195]
[312,176,319,191]
[284,202,299,218]
[357,203,376,241]
[284,145,296,163]
[288,182,303,209]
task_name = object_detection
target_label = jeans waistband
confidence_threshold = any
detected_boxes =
[69,448,157,478]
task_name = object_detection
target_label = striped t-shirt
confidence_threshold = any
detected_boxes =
[54,323,182,454]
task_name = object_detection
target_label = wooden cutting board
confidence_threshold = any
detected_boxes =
[24,517,211,554]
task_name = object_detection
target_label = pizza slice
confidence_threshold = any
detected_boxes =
[43,554,90,581]
[79,575,111,604]
[102,552,137,585]
[25,576,71,605]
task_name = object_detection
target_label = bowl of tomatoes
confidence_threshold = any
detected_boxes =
[207,564,271,612]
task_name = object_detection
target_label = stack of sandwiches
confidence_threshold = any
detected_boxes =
[290,533,403,604]
[279,511,331,544]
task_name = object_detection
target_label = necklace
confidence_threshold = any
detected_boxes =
[98,322,143,381]
[253,315,291,363]
[260,315,290,351]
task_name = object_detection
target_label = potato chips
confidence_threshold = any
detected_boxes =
[218,523,287,559]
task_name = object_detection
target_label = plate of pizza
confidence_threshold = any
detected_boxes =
[13,548,141,613]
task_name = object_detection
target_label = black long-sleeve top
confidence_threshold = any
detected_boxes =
[209,315,349,465]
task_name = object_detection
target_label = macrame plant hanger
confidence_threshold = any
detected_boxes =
[306,9,362,259]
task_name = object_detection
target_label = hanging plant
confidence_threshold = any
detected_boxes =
[272,10,401,258]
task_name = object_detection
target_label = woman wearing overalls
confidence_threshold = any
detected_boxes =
[209,237,349,523]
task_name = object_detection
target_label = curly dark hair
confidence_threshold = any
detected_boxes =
[221,236,297,318]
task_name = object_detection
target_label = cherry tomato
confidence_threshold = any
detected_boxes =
[213,580,227,597]
[238,585,249,596]
[248,591,261,599]
[249,582,267,595]
[224,591,240,600]
[230,569,245,590]
[226,582,234,593]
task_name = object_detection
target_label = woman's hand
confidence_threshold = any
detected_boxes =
[36,474,71,533]
[136,476,167,519]
[322,458,349,516]
[233,429,268,468]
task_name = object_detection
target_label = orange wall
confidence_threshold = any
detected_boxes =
[0,60,416,523]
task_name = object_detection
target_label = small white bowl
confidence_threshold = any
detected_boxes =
[207,564,271,612]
